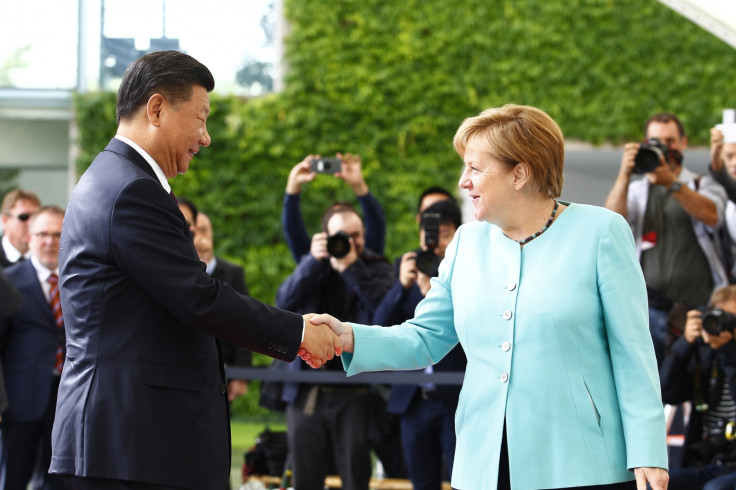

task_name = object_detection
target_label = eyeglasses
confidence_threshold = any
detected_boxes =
[4,212,31,222]
[33,232,62,240]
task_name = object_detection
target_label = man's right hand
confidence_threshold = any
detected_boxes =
[299,313,343,368]
[310,314,355,354]
[711,127,725,172]
[310,232,330,261]
[399,251,419,289]
[618,142,641,179]
[286,156,318,195]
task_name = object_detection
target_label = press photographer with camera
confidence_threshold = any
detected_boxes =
[282,153,386,263]
[605,112,728,367]
[275,201,395,490]
[372,198,466,490]
[661,285,736,489]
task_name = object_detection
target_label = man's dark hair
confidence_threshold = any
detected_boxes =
[176,197,198,223]
[116,50,215,123]
[417,186,456,212]
[422,199,462,231]
[644,113,686,139]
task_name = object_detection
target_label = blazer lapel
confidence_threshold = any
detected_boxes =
[17,260,57,327]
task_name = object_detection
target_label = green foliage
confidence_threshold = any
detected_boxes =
[73,0,736,415]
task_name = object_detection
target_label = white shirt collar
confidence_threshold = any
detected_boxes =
[2,235,23,263]
[205,256,217,276]
[114,134,171,193]
[31,255,58,301]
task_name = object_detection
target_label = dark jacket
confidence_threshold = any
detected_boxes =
[49,138,304,490]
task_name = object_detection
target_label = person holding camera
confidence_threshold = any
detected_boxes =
[661,285,736,489]
[373,198,466,490]
[707,122,736,281]
[282,153,386,263]
[605,112,728,367]
[275,201,394,490]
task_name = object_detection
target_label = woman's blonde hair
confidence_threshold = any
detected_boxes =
[453,104,565,198]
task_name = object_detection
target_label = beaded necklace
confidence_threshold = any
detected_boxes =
[516,200,559,246]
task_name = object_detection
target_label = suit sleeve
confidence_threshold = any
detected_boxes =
[111,177,303,361]
[597,212,668,470]
[0,267,21,318]
[358,192,386,256]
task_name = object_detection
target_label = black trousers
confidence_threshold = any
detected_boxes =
[1,376,63,490]
[62,476,187,490]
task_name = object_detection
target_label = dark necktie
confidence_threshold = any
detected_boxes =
[48,273,64,374]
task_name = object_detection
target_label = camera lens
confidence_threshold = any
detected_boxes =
[415,250,440,277]
[702,312,723,335]
[327,231,351,258]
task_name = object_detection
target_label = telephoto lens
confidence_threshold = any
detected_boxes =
[633,137,668,174]
[702,308,736,335]
[326,231,351,258]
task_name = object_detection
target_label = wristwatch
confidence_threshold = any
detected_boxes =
[669,181,683,192]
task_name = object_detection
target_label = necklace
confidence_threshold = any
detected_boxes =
[516,200,559,246]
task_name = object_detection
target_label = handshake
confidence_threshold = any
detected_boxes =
[298,314,354,368]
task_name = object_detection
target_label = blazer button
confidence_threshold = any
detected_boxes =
[507,281,517,291]
[500,373,509,383]
[220,384,227,395]
[501,341,511,352]
[502,310,512,320]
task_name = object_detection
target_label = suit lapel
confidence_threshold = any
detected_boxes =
[104,138,159,181]
[16,260,57,327]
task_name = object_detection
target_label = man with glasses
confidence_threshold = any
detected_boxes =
[0,205,66,490]
[0,189,41,268]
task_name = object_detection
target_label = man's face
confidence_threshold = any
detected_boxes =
[722,143,736,180]
[158,86,212,178]
[2,198,40,253]
[177,204,196,238]
[28,211,63,270]
[420,223,457,259]
[326,212,365,256]
[646,120,687,170]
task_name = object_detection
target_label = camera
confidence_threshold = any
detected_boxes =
[310,157,341,174]
[326,231,351,258]
[702,307,736,335]
[633,137,669,174]
[415,212,441,277]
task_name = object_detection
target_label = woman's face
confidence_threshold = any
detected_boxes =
[458,137,516,223]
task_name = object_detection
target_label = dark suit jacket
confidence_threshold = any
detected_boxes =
[211,257,252,369]
[0,260,62,421]
[0,240,15,268]
[49,138,303,490]
[0,266,22,413]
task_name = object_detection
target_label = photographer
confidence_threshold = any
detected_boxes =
[709,124,736,280]
[373,199,466,490]
[661,285,736,489]
[604,112,728,367]
[282,153,386,263]
[275,202,394,490]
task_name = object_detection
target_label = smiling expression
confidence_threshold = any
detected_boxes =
[458,137,516,224]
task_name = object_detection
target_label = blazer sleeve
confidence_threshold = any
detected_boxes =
[342,229,461,375]
[358,192,386,256]
[597,213,668,470]
[111,177,303,361]
[281,193,312,264]
[0,267,21,318]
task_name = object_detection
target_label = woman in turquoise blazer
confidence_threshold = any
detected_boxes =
[307,105,669,489]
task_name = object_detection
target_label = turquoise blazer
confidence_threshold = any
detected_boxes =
[342,203,667,489]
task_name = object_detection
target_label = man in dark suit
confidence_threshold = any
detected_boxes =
[0,189,41,268]
[373,199,466,490]
[0,205,66,490]
[49,50,339,490]
[177,200,252,403]
[0,264,22,419]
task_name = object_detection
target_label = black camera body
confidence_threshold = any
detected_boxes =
[702,307,736,335]
[633,137,669,174]
[326,231,351,258]
[415,212,441,277]
[310,157,341,174]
